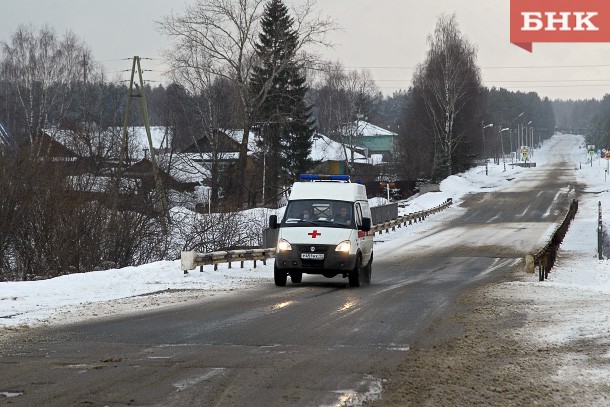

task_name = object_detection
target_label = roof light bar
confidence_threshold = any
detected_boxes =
[299,174,351,182]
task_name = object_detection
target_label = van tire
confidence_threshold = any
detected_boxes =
[364,254,373,284]
[348,255,362,287]
[290,270,303,284]
[274,264,287,287]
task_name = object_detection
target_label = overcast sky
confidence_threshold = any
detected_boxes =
[2,0,610,101]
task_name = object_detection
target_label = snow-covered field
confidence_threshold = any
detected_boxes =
[2,133,610,375]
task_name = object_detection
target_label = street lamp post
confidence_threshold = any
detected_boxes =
[500,128,509,171]
[482,122,493,175]
[509,112,525,163]
[526,120,533,158]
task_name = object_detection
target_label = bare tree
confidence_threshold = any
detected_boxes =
[157,0,335,206]
[0,24,91,143]
[412,14,482,178]
[309,62,381,169]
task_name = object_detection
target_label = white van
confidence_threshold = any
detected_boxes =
[269,174,374,287]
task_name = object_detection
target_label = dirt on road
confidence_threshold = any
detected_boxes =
[368,270,610,407]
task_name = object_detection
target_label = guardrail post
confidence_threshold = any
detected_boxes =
[525,254,535,274]
[599,201,603,260]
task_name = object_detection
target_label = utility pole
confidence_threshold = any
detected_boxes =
[118,56,169,232]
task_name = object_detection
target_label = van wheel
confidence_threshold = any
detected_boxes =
[274,264,287,287]
[348,256,362,287]
[364,254,373,284]
[290,270,303,284]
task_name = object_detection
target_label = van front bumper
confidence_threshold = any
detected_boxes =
[275,245,356,272]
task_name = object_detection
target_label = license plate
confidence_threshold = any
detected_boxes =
[301,253,324,260]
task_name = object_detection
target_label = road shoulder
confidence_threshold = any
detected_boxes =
[369,272,610,406]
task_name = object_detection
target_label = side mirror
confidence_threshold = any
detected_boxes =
[269,215,278,229]
[360,217,371,232]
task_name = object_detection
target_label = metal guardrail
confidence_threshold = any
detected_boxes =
[181,248,275,274]
[181,198,454,273]
[531,199,579,281]
[371,199,453,235]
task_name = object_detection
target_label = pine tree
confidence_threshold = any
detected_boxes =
[250,0,315,206]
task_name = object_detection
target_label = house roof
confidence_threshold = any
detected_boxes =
[180,129,260,155]
[342,120,397,137]
[34,133,77,158]
[181,130,242,154]
[309,133,366,162]
[224,129,259,153]
[159,153,211,183]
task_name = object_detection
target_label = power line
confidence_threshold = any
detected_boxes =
[373,78,610,83]
[372,82,610,89]
[345,63,610,70]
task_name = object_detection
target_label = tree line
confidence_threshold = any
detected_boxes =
[0,0,587,281]
[554,97,610,151]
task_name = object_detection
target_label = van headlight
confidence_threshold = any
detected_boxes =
[335,240,351,253]
[277,239,292,252]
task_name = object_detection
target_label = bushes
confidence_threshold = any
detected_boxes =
[0,151,268,281]
[0,152,167,281]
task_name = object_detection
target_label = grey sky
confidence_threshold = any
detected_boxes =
[2,0,610,101]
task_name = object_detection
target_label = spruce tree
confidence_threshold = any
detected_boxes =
[250,0,315,206]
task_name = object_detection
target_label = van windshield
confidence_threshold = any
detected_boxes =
[282,199,354,229]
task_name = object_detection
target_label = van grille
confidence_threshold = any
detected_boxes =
[295,244,332,254]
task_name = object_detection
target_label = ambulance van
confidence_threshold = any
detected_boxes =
[269,174,374,287]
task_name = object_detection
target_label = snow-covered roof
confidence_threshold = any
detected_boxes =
[51,126,171,160]
[128,126,170,158]
[224,129,259,153]
[342,121,397,137]
[309,133,366,162]
[159,153,210,184]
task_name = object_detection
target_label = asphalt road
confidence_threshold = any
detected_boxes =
[0,136,580,406]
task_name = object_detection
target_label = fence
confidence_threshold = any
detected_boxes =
[182,198,454,273]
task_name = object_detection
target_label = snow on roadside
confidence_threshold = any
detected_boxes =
[485,134,610,387]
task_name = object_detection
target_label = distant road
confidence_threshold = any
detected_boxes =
[0,136,580,406]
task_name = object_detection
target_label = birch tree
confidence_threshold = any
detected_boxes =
[0,24,90,143]
[412,14,482,178]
